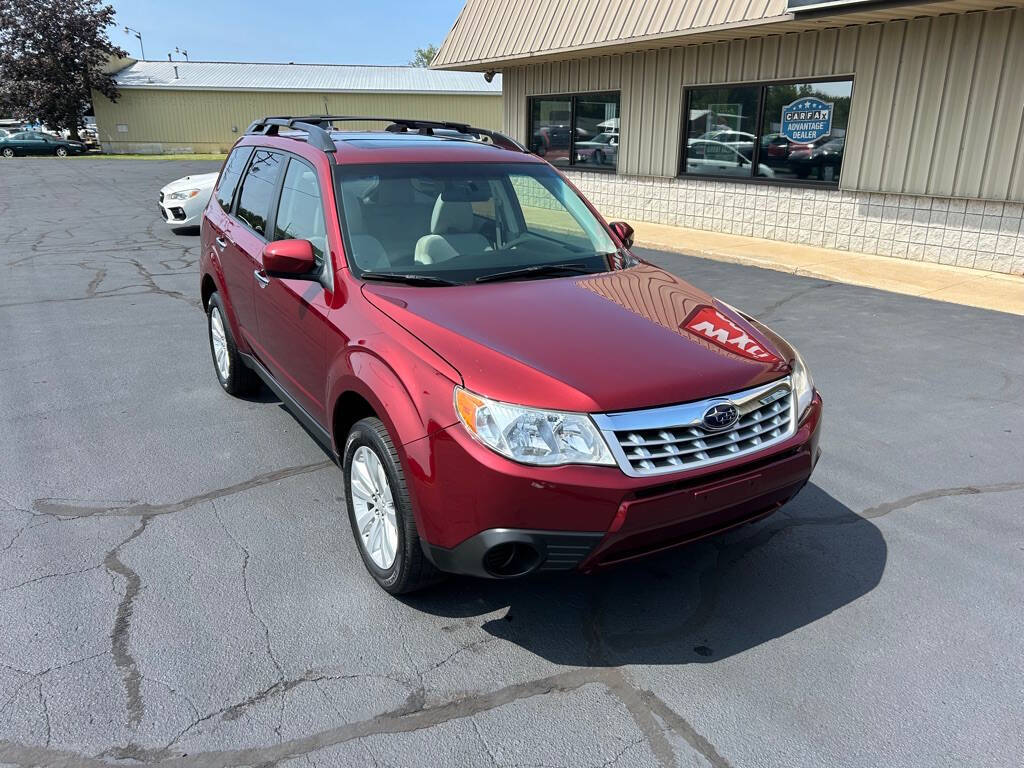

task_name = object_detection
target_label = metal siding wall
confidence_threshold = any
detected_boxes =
[510,8,1024,200]
[93,90,503,152]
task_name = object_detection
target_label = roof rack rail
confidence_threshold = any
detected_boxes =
[244,115,528,154]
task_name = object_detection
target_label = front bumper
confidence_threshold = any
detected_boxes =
[409,393,823,578]
[158,194,203,226]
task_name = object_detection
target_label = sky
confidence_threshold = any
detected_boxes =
[106,0,466,65]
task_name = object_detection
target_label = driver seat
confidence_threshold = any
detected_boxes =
[414,196,492,265]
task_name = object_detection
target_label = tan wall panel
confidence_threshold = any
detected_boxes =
[93,89,503,152]
[506,8,1024,200]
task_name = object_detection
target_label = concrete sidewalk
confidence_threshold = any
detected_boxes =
[630,221,1024,316]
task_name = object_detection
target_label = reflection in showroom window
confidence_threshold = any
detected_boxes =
[529,92,619,172]
[681,78,852,185]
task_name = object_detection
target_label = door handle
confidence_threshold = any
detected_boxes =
[215,235,229,250]
[253,269,270,288]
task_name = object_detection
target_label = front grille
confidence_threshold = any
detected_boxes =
[593,378,794,477]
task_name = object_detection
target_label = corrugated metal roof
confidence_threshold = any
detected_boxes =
[112,61,502,94]
[432,0,1019,69]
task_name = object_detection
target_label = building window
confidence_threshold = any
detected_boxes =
[529,92,620,172]
[682,78,853,185]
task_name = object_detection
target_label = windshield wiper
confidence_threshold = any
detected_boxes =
[359,271,459,286]
[475,263,592,284]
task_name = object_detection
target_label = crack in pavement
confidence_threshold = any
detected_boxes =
[0,668,684,768]
[861,480,1024,518]
[104,515,153,730]
[31,461,333,519]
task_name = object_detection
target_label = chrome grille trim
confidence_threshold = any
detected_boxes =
[593,378,795,477]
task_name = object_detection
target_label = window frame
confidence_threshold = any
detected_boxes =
[527,90,621,174]
[679,74,854,188]
[270,155,333,290]
[232,148,287,241]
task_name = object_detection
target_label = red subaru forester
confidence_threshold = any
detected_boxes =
[200,116,822,594]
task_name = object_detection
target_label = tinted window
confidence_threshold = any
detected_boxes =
[215,146,253,211]
[760,80,852,183]
[685,86,761,177]
[274,159,326,269]
[235,149,284,236]
[529,92,620,172]
[682,78,853,185]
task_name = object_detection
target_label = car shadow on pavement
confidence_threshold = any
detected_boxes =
[171,225,201,236]
[406,484,886,666]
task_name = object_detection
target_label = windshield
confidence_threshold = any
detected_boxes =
[334,162,622,284]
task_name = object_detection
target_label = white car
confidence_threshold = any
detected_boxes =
[158,172,218,228]
[685,139,775,178]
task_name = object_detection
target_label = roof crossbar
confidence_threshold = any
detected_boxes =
[244,115,527,153]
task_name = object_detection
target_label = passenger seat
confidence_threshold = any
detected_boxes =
[415,197,492,265]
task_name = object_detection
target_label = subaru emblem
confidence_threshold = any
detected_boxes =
[702,403,739,431]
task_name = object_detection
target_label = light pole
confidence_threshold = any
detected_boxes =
[124,26,145,60]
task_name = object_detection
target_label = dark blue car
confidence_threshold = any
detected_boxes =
[0,131,87,157]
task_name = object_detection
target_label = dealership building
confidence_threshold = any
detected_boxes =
[92,60,502,155]
[434,0,1024,275]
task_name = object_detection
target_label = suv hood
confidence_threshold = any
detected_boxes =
[362,264,791,413]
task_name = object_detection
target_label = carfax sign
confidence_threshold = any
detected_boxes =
[780,97,833,143]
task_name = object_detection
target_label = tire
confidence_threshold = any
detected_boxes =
[1,148,13,158]
[206,292,259,396]
[55,146,68,157]
[343,417,441,594]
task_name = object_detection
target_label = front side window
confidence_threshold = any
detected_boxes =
[274,159,327,269]
[682,78,852,185]
[235,149,284,236]
[529,92,620,172]
[335,162,620,284]
[215,146,253,211]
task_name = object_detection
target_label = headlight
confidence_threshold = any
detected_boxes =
[790,348,814,418]
[166,188,200,200]
[454,387,614,467]
[720,301,815,419]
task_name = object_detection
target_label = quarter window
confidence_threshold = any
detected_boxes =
[235,149,284,236]
[274,159,327,270]
[528,92,620,172]
[681,78,853,185]
[215,146,253,211]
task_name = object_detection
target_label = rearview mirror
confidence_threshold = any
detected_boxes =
[262,239,316,278]
[608,221,634,249]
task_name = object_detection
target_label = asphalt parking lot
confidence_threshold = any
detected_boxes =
[1,158,1022,768]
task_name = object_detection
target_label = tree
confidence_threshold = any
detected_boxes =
[0,0,125,138]
[408,44,439,68]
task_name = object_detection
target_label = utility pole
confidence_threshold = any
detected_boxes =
[124,26,145,60]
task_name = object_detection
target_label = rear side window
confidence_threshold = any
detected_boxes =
[235,149,284,236]
[274,159,327,269]
[215,146,253,211]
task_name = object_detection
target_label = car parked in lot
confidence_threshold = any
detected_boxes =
[159,172,218,228]
[0,130,87,157]
[200,115,822,594]
[574,132,619,167]
[788,137,845,180]
[685,139,775,178]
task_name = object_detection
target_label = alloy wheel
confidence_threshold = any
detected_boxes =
[56,147,68,157]
[349,446,398,570]
[1,149,13,158]
[209,306,230,381]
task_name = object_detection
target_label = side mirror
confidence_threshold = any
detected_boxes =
[262,239,316,278]
[609,221,634,249]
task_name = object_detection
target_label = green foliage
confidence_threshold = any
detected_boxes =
[0,0,126,135]
[409,44,439,68]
